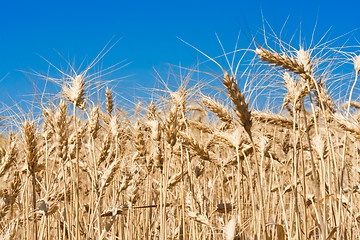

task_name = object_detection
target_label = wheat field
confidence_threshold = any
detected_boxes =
[1,33,360,240]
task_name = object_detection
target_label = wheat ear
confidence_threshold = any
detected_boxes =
[221,71,252,135]
[252,111,294,129]
[255,47,312,80]
[0,133,17,178]
[202,95,233,127]
[63,74,86,109]
[105,87,114,116]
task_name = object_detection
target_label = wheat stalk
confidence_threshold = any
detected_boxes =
[23,121,39,240]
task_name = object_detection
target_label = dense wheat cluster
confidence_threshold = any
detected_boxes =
[1,33,360,240]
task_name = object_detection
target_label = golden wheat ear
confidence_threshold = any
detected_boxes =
[63,73,87,109]
[105,87,114,116]
[221,70,252,135]
[202,95,233,126]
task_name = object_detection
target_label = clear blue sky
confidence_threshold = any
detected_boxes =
[1,0,360,108]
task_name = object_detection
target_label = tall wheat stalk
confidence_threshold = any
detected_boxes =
[63,72,86,239]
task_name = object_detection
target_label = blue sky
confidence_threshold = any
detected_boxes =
[1,0,360,109]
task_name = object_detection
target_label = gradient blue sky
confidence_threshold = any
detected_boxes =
[1,0,360,107]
